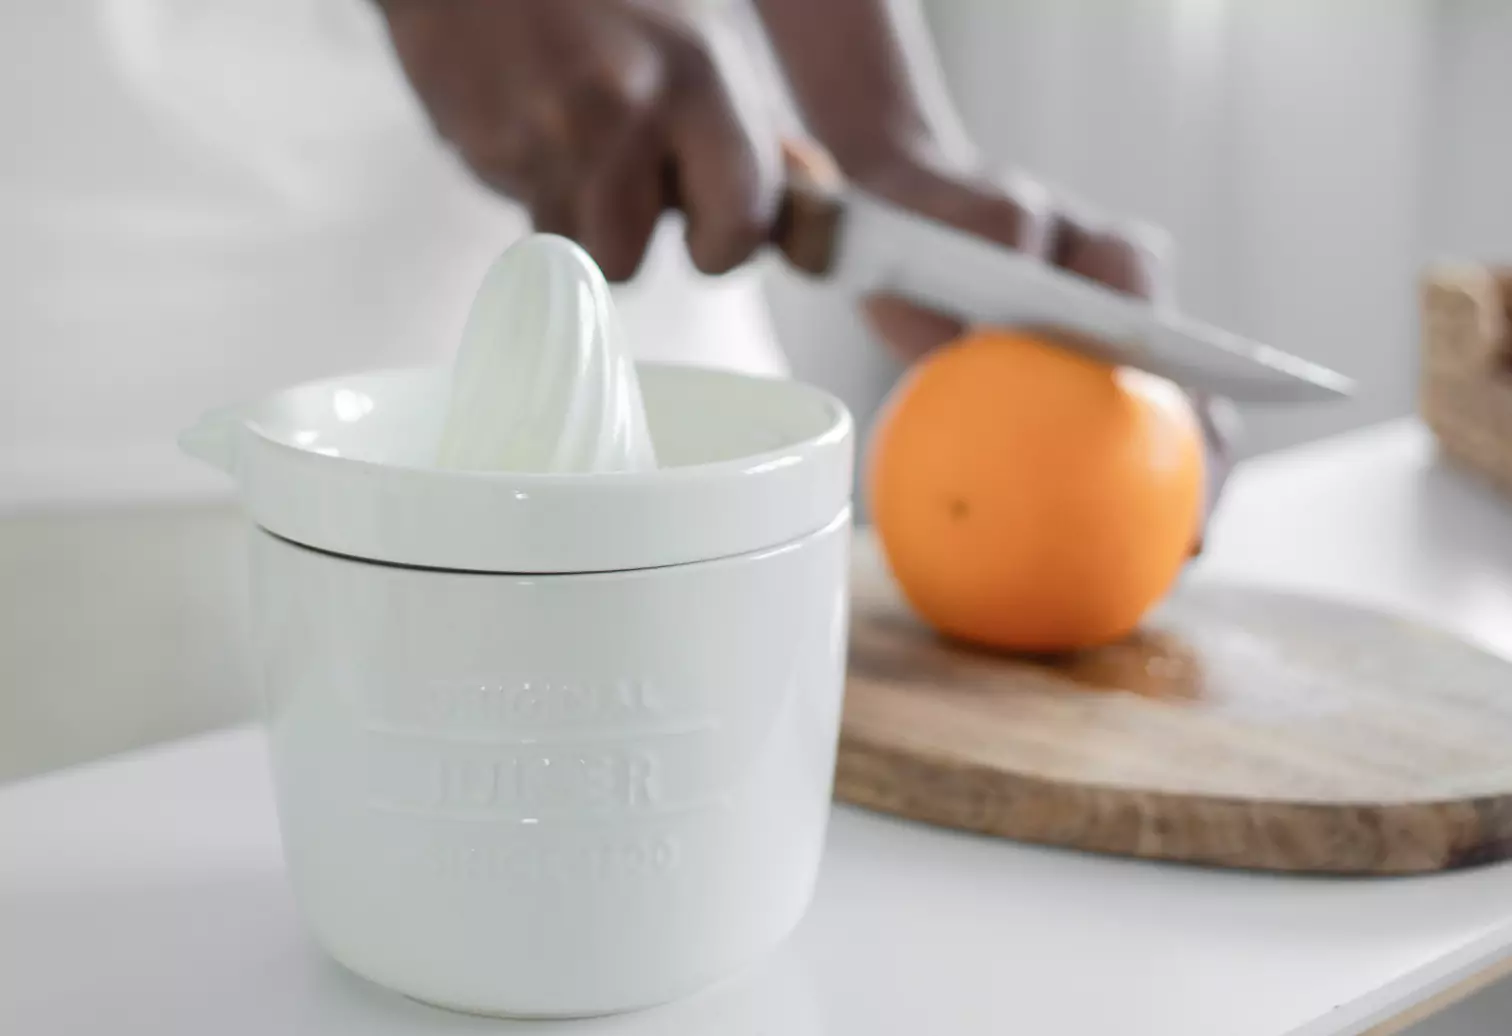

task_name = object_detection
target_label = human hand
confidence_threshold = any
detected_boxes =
[849,150,1236,547]
[378,0,779,281]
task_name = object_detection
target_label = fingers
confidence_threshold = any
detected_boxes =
[859,164,1176,360]
[861,157,1173,301]
[862,296,967,365]
[386,0,780,282]
[1045,207,1169,302]
[534,57,779,281]
[857,163,1046,362]
[664,58,781,276]
[464,73,670,279]
[864,160,1046,252]
[1187,392,1240,557]
[527,191,578,240]
[576,133,666,282]
[384,0,678,277]
[1194,393,1240,500]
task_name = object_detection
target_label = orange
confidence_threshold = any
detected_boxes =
[867,328,1204,653]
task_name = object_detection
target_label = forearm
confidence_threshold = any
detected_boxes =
[752,0,972,174]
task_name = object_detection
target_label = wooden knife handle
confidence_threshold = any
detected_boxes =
[771,139,845,277]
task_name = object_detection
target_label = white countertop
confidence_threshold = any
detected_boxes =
[6,420,1512,1036]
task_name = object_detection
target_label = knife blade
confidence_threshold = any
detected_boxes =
[772,157,1352,404]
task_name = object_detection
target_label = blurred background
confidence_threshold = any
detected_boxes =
[2,0,1508,783]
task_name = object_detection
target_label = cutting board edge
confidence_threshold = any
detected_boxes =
[834,726,1512,876]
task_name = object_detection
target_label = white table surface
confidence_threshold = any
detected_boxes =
[7,420,1512,1036]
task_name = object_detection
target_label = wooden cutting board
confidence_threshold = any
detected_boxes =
[836,543,1512,874]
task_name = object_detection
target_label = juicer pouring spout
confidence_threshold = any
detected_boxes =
[177,406,244,476]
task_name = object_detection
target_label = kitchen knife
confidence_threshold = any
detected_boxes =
[771,148,1352,404]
